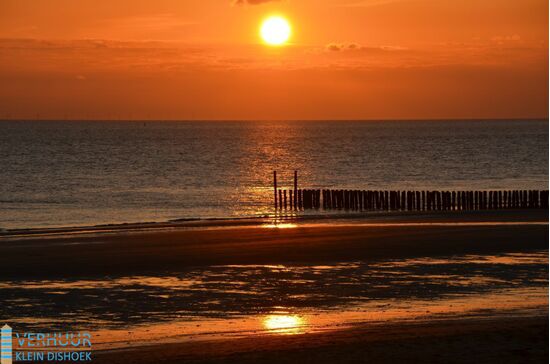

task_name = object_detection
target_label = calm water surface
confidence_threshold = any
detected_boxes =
[0,120,547,229]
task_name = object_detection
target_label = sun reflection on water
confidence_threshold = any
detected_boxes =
[262,314,305,334]
[262,223,298,229]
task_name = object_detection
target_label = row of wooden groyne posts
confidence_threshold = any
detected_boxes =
[273,171,549,211]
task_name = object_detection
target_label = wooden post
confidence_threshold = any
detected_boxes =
[283,190,287,210]
[289,190,293,210]
[317,189,321,209]
[273,171,278,210]
[502,191,509,208]
[294,171,298,209]
[278,189,283,210]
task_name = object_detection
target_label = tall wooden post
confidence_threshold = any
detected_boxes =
[273,171,278,210]
[293,170,298,210]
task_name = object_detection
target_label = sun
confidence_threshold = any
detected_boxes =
[260,16,292,46]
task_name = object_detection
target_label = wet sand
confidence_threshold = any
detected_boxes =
[1,210,548,363]
[92,315,548,364]
[0,210,547,280]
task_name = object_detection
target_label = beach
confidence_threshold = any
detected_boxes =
[92,316,548,364]
[0,210,547,363]
[0,210,548,279]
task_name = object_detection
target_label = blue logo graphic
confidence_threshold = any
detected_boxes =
[1,325,12,364]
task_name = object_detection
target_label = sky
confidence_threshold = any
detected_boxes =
[0,0,548,120]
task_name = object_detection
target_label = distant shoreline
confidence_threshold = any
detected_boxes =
[0,118,549,122]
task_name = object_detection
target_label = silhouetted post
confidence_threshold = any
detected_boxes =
[426,191,431,211]
[451,191,456,211]
[316,189,321,209]
[294,171,298,209]
[278,190,283,210]
[283,190,287,210]
[273,171,278,209]
[298,189,303,210]
[289,190,293,209]
[396,191,400,210]
[502,191,510,208]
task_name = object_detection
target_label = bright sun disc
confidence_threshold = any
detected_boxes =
[260,16,291,46]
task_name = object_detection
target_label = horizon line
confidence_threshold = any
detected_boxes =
[0,117,548,122]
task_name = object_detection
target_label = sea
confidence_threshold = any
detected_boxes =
[0,119,547,229]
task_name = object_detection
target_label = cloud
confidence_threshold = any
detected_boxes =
[325,43,407,53]
[326,43,361,52]
[335,0,407,7]
[491,34,521,42]
[233,0,281,5]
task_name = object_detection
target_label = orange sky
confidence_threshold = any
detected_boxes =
[0,0,548,120]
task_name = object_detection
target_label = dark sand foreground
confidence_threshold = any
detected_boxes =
[1,210,548,363]
[92,316,548,364]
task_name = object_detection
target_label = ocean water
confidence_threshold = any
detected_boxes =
[0,120,547,229]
